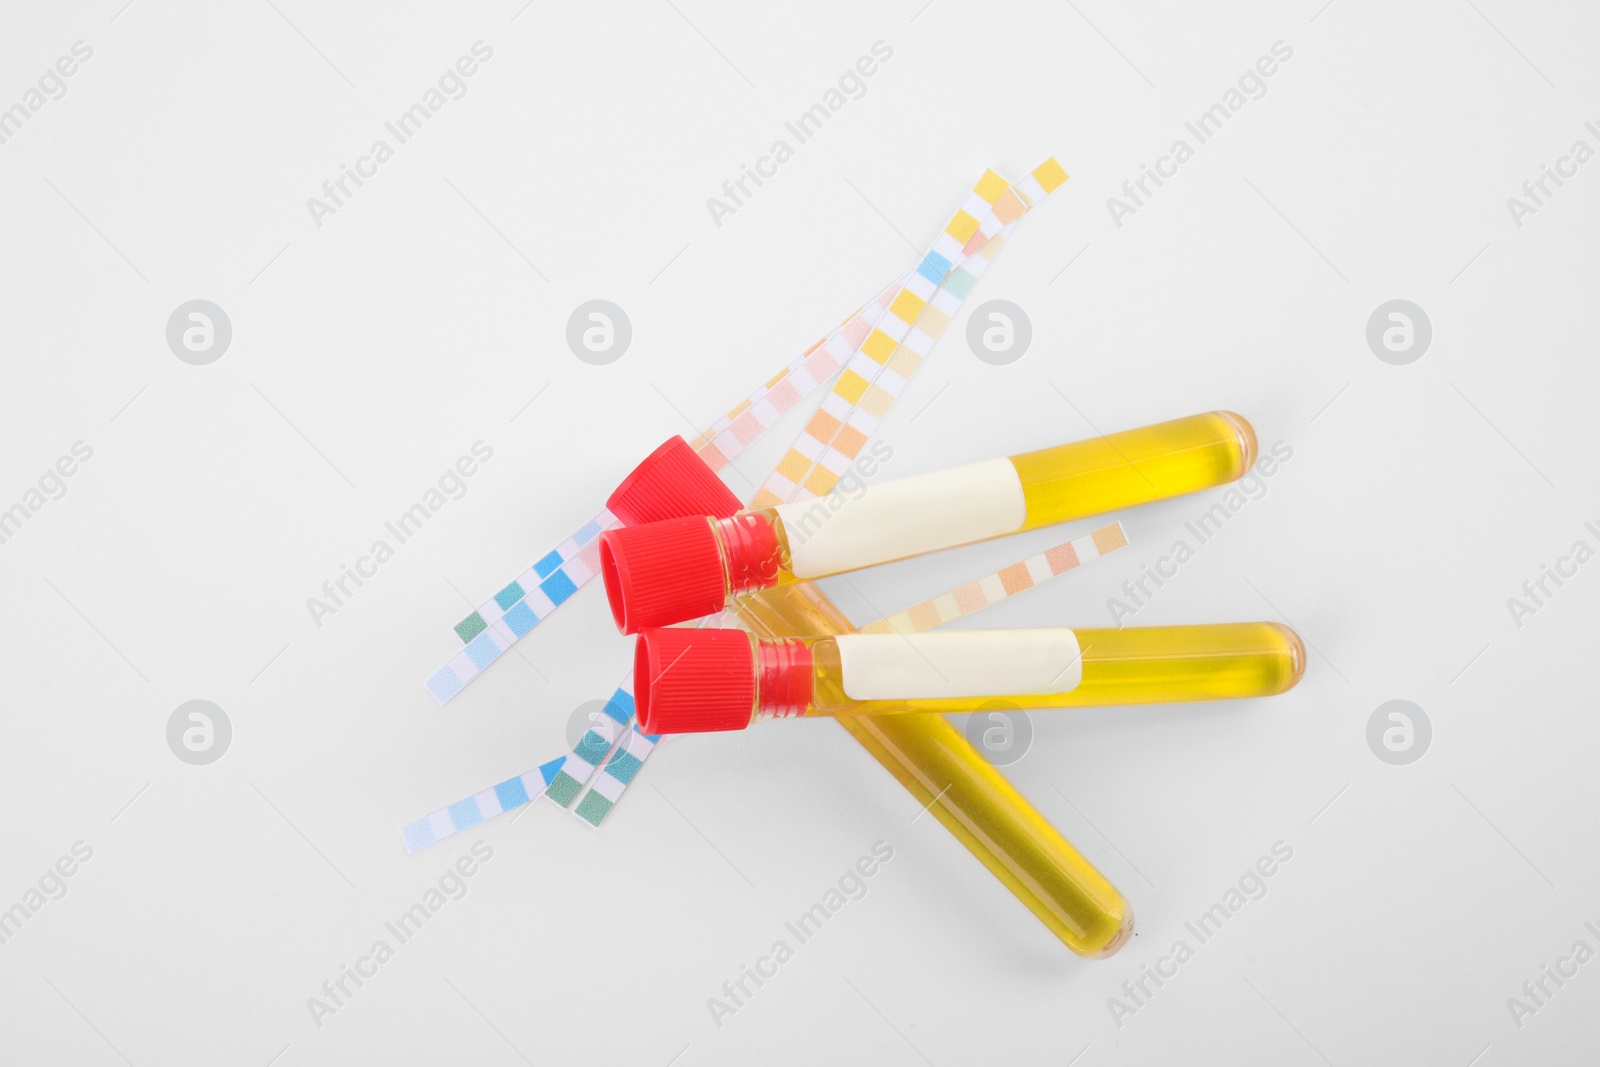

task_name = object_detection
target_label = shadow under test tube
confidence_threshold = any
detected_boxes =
[608,410,1260,956]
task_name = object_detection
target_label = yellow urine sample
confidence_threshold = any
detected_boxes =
[803,623,1305,717]
[1012,410,1257,529]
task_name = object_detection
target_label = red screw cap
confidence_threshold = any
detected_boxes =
[607,436,743,524]
[635,627,758,734]
[600,517,727,634]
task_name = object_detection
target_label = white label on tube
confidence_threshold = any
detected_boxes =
[772,457,1027,579]
[834,629,1082,701]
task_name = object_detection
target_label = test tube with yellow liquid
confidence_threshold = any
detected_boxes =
[632,622,1304,732]
[602,412,1259,633]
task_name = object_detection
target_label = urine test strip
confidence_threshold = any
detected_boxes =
[543,686,636,805]
[755,160,1068,510]
[398,687,634,852]
[425,515,620,704]
[859,522,1127,635]
[786,225,1014,505]
[779,158,1067,505]
[688,274,908,474]
[747,170,1031,510]
[400,755,567,853]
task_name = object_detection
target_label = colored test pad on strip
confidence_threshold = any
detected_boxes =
[543,686,634,806]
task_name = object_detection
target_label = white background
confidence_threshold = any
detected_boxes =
[2,0,1596,1063]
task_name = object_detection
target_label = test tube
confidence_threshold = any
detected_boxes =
[633,622,1305,733]
[736,583,1136,957]
[601,411,1257,633]
[606,438,1137,957]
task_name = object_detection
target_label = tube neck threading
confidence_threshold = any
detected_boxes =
[713,513,784,596]
[755,638,812,720]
